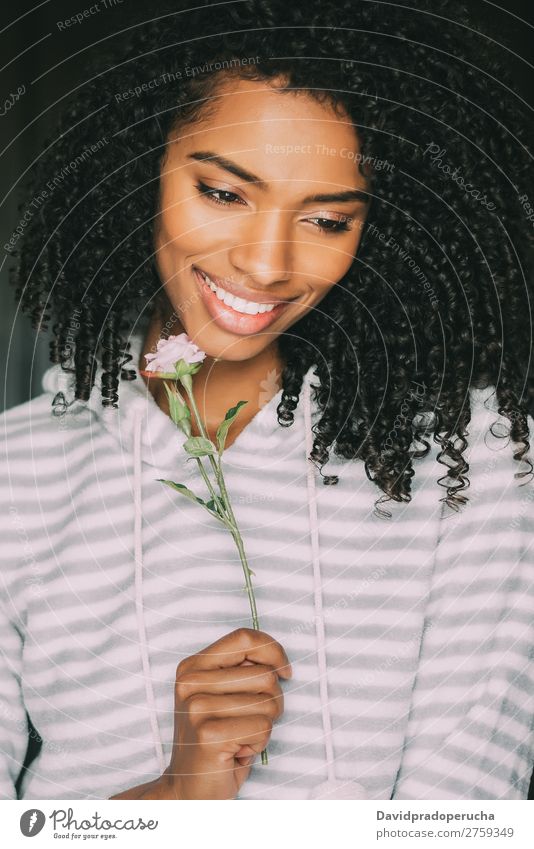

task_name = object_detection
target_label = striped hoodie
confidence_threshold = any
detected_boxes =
[1,333,533,800]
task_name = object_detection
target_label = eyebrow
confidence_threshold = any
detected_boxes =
[187,150,370,205]
[303,189,370,204]
[188,150,265,187]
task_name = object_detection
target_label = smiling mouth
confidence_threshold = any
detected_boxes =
[193,266,298,336]
[196,268,295,314]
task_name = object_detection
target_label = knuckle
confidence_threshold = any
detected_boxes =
[255,630,279,652]
[257,630,283,653]
[175,660,187,679]
[175,681,186,701]
[233,627,275,647]
[232,627,257,645]
[269,636,285,655]
[175,672,194,701]
[187,694,210,720]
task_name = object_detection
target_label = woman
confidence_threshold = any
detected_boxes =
[2,0,533,800]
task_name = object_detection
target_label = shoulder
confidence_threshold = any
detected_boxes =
[465,385,534,496]
[1,391,54,440]
[0,382,98,525]
[0,387,94,464]
[414,384,534,485]
[0,392,60,485]
[431,386,534,583]
[0,387,98,604]
[407,384,534,533]
[0,358,105,455]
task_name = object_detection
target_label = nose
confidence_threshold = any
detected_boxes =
[228,209,292,287]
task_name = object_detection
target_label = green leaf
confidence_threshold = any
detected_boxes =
[158,481,226,523]
[163,383,191,435]
[205,498,227,521]
[216,400,248,453]
[157,479,207,507]
[183,436,217,457]
[174,359,204,379]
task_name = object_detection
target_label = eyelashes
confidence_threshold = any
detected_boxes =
[194,181,352,234]
[195,181,245,207]
[307,217,350,233]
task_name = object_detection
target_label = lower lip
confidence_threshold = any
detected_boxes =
[194,268,292,336]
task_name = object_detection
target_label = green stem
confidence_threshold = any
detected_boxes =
[175,378,227,521]
[193,458,227,524]
[229,527,260,629]
[227,521,268,765]
[214,468,268,765]
[180,376,231,516]
[180,373,268,765]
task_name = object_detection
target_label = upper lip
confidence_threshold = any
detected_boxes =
[195,266,297,305]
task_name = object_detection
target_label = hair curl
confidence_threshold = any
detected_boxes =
[10,0,534,514]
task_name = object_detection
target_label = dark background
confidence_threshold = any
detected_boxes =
[1,0,532,800]
[2,0,534,412]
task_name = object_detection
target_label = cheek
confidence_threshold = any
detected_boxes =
[158,203,216,258]
[157,170,224,260]
[296,236,359,297]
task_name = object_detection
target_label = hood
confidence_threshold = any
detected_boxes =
[41,332,287,473]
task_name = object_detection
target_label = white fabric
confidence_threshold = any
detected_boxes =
[0,333,533,800]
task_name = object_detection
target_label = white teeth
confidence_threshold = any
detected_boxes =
[200,270,276,315]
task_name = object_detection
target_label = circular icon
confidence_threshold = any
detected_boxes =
[20,809,46,837]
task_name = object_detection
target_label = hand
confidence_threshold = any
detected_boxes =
[161,627,292,799]
[110,627,292,800]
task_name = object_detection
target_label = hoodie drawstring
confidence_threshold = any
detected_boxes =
[133,410,167,776]
[303,375,367,800]
[303,378,336,780]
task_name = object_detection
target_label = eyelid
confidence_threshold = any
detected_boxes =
[198,179,240,194]
[305,212,354,231]
[195,180,247,205]
[196,177,248,200]
[305,218,352,235]
[307,211,352,222]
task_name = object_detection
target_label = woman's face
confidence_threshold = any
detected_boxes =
[155,76,370,361]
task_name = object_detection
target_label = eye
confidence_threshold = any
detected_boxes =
[195,180,245,207]
[307,217,351,234]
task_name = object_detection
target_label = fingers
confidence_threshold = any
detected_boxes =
[235,748,257,767]
[171,630,288,793]
[182,691,284,724]
[177,628,292,679]
[195,715,273,759]
[175,664,282,701]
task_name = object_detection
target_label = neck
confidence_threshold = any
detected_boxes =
[139,309,285,445]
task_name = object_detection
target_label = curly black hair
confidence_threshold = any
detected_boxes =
[9,0,534,514]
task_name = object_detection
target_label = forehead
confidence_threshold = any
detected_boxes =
[168,77,366,192]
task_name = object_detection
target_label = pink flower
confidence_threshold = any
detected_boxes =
[143,333,206,376]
